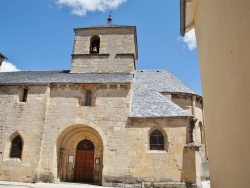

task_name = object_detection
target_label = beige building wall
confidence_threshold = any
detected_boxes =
[189,1,250,187]
[0,82,205,186]
[171,94,204,144]
[0,85,48,182]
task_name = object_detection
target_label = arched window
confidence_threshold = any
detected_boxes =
[9,135,23,159]
[150,130,164,150]
[77,139,95,150]
[85,91,92,106]
[90,35,100,54]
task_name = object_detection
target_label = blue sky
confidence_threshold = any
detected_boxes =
[0,0,201,95]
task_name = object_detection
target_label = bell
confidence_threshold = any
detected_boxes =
[91,46,98,53]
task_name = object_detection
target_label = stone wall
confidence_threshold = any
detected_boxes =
[39,83,131,183]
[70,54,135,73]
[0,85,48,182]
[70,27,137,73]
[120,118,189,184]
[171,94,204,144]
[0,83,204,186]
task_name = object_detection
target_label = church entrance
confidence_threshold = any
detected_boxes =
[73,140,95,182]
[57,125,104,184]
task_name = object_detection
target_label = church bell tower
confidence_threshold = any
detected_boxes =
[70,24,138,73]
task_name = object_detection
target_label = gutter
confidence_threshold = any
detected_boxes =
[180,0,186,36]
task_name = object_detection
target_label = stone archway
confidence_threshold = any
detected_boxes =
[56,125,103,184]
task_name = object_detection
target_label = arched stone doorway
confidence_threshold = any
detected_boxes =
[57,125,103,184]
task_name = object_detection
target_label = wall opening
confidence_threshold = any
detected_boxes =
[9,135,23,159]
[90,35,100,54]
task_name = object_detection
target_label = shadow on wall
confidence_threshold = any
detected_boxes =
[181,143,210,187]
[181,145,197,185]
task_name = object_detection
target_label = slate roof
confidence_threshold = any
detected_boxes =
[0,70,133,85]
[0,69,197,118]
[129,70,196,118]
[133,70,196,94]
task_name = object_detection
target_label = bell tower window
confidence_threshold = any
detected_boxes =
[90,35,100,54]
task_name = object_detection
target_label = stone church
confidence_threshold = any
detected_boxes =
[0,24,208,187]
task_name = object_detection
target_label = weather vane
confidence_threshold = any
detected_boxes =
[107,10,112,25]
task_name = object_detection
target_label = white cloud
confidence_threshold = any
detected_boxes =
[0,61,20,72]
[55,0,127,16]
[180,29,197,51]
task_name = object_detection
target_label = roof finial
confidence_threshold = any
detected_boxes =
[107,11,112,25]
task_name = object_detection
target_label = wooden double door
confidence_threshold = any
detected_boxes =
[73,140,95,182]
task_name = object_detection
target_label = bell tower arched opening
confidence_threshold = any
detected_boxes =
[89,35,100,54]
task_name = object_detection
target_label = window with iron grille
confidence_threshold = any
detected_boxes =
[10,135,23,159]
[85,91,92,106]
[150,130,164,150]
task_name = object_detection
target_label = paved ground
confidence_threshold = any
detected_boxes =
[0,181,211,188]
[0,181,110,188]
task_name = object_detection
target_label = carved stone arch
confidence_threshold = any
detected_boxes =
[3,131,24,160]
[56,125,104,184]
[148,127,168,151]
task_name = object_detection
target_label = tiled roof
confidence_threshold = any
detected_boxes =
[0,70,133,85]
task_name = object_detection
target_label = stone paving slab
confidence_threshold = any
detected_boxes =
[0,181,111,188]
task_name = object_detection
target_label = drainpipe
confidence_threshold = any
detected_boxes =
[180,0,186,36]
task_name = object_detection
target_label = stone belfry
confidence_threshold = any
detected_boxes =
[70,20,138,73]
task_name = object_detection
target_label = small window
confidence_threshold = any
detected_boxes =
[20,88,28,102]
[85,91,92,106]
[90,35,100,54]
[10,135,23,159]
[150,130,164,150]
